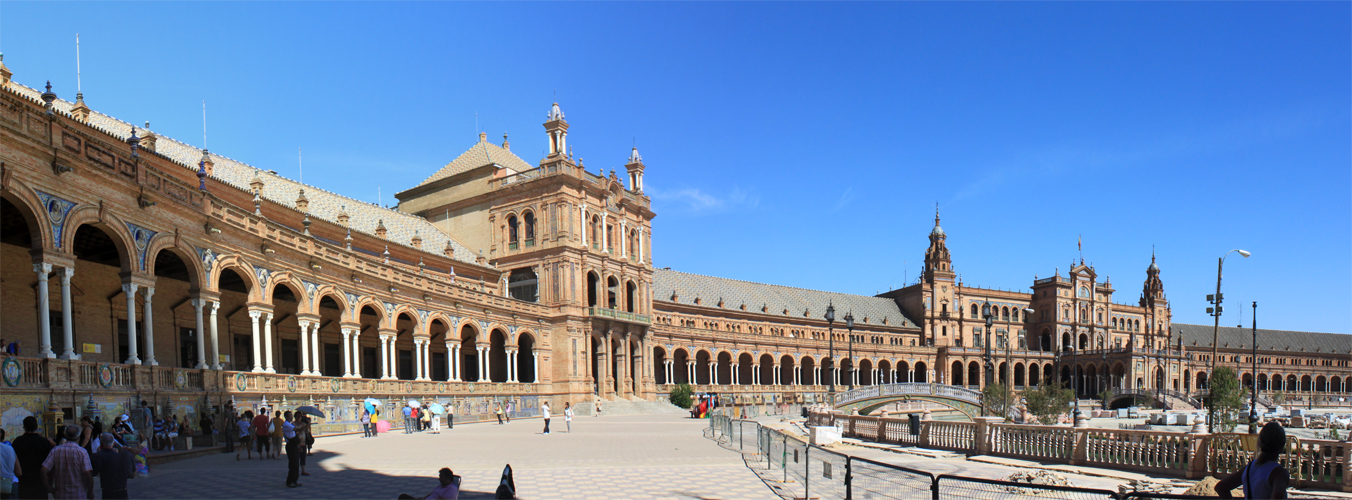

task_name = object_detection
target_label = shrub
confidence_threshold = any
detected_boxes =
[1025,380,1075,425]
[669,383,694,409]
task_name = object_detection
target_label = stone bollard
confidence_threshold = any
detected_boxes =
[973,416,1004,456]
[1185,431,1211,479]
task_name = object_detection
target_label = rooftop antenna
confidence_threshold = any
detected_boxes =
[75,33,82,97]
[202,100,207,149]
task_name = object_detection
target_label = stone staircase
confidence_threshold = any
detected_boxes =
[572,397,688,417]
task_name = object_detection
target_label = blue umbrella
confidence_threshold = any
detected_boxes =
[428,403,445,415]
[364,398,380,414]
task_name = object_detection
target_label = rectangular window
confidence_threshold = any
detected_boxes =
[180,327,198,368]
[572,338,578,376]
[323,343,341,377]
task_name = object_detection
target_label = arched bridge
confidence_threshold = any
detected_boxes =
[1104,388,1204,410]
[833,383,984,419]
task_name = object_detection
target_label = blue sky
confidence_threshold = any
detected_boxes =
[3,2,1348,333]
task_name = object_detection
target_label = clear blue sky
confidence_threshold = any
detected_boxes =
[3,2,1348,334]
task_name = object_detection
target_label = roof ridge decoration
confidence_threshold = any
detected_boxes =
[2,79,483,267]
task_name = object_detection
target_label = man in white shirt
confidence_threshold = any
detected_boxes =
[541,403,551,435]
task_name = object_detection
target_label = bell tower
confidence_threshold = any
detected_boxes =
[625,147,645,193]
[1140,252,1169,348]
[924,208,955,284]
[544,103,568,157]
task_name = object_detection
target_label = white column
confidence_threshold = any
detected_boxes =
[350,330,362,378]
[249,310,264,372]
[620,221,628,258]
[34,264,54,358]
[480,346,489,382]
[263,312,276,373]
[58,267,76,359]
[450,344,460,381]
[192,299,207,368]
[390,337,399,379]
[380,335,390,379]
[579,205,587,247]
[814,366,821,386]
[209,301,221,370]
[122,283,141,365]
[142,287,157,366]
[708,362,714,385]
[638,228,645,264]
[311,324,321,376]
[445,343,454,381]
[341,329,353,377]
[532,351,540,383]
[420,341,429,380]
[601,213,609,252]
[299,320,312,375]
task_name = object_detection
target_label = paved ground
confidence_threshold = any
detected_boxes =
[125,414,778,499]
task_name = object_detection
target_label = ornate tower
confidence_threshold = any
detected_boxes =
[624,147,645,193]
[544,103,568,158]
[924,210,954,283]
[922,208,957,347]
[1140,252,1169,348]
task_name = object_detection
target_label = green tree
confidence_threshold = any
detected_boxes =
[1098,389,1114,410]
[1024,381,1075,425]
[982,383,1012,417]
[669,383,694,409]
[1271,391,1287,407]
[1207,366,1245,432]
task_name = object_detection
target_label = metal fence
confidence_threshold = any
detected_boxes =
[707,417,1234,500]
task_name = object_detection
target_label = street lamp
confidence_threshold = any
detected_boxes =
[1207,248,1249,427]
[981,301,994,415]
[1249,301,1258,434]
[845,312,855,390]
[825,303,836,403]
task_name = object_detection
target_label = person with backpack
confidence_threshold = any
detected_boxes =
[90,433,132,499]
[361,408,372,438]
[1216,421,1291,499]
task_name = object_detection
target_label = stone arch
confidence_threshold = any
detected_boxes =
[1,185,53,251]
[913,361,928,383]
[951,361,965,386]
[426,312,457,341]
[350,296,386,325]
[391,305,421,334]
[266,273,312,312]
[858,358,874,386]
[312,286,350,317]
[144,238,207,289]
[513,328,538,347]
[64,208,137,272]
[212,255,262,300]
[489,328,510,382]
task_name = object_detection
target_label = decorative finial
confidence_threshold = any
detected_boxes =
[197,150,210,191]
[382,245,390,264]
[127,126,140,158]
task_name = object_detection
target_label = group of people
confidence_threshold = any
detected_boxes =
[0,416,140,499]
[1,338,20,357]
[402,406,440,434]
[232,407,314,488]
[360,409,381,438]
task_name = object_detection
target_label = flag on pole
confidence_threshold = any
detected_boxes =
[1078,235,1082,252]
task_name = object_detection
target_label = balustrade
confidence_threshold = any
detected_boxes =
[926,421,976,451]
[1082,427,1191,475]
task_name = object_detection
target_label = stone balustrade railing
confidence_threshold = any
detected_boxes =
[807,410,1352,491]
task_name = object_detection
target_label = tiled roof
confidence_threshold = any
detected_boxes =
[413,136,534,188]
[7,82,481,266]
[653,268,918,329]
[1173,323,1352,354]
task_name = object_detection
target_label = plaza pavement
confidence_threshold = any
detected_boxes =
[124,413,778,500]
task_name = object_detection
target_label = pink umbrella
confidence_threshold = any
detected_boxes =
[376,420,391,434]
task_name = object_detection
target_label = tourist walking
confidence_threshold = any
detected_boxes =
[361,409,372,438]
[237,411,254,460]
[283,411,302,488]
[594,399,602,417]
[0,428,20,500]
[541,402,551,435]
[269,411,285,460]
[252,409,271,459]
[1216,421,1290,499]
[495,404,504,425]
[370,410,380,437]
[420,408,431,433]
[429,409,441,434]
[297,414,312,477]
[504,401,512,424]
[40,425,93,500]
[90,433,131,500]
[403,406,414,434]
[564,403,573,433]
[12,416,53,500]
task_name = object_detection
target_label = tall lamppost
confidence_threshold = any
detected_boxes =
[981,301,994,415]
[825,303,836,403]
[1206,248,1249,427]
[845,312,855,390]
[1249,301,1258,434]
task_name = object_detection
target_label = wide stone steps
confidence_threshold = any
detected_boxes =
[592,398,689,416]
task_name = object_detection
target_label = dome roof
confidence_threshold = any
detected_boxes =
[1147,256,1159,273]
[931,224,945,238]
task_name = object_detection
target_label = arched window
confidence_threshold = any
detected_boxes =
[1001,307,1009,321]
[590,216,600,249]
[507,215,519,246]
[523,211,535,243]
[1012,309,1019,322]
[971,304,979,319]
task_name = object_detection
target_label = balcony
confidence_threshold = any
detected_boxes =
[588,307,652,325]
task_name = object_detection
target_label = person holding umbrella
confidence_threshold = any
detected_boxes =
[428,403,444,434]
[361,408,371,438]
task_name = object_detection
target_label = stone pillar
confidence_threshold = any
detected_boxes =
[209,301,222,370]
[973,416,1004,456]
[263,312,276,373]
[532,350,540,383]
[448,344,458,381]
[299,320,312,375]
[122,282,141,365]
[142,287,157,366]
[478,346,488,382]
[311,324,321,376]
[350,330,362,378]
[249,310,264,372]
[58,267,75,359]
[34,264,54,358]
[341,329,353,377]
[192,299,207,369]
[379,335,391,379]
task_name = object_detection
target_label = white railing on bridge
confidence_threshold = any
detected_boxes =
[833,383,982,407]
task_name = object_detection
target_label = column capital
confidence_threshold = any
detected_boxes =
[121,282,139,295]
[57,266,75,280]
[296,313,321,324]
[248,310,262,320]
[191,298,204,310]
[211,300,221,312]
[142,286,155,299]
[33,262,53,276]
